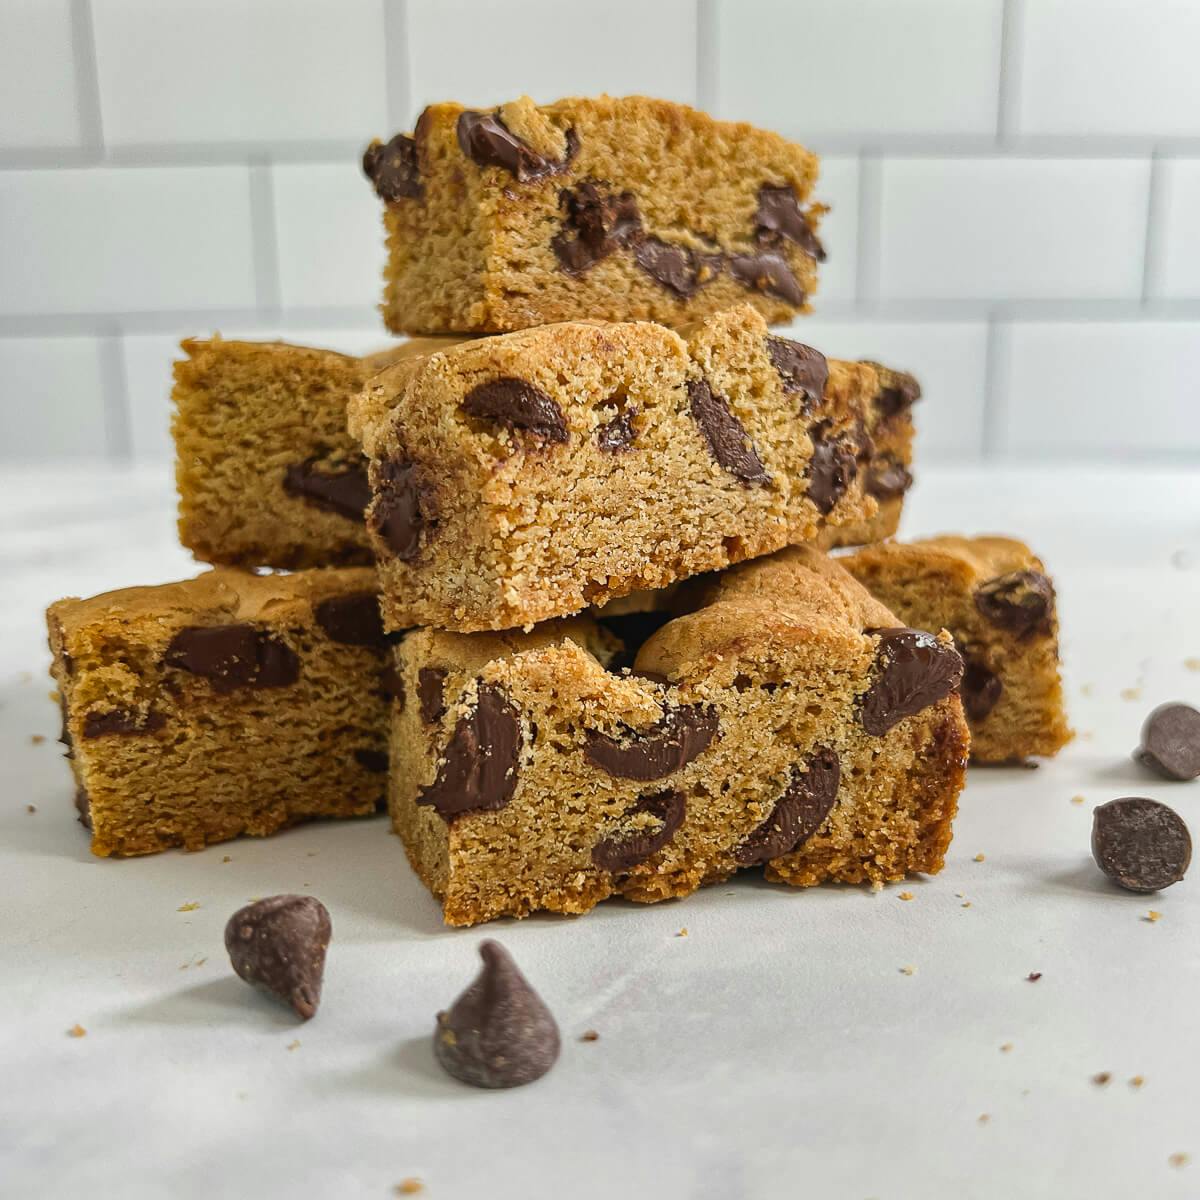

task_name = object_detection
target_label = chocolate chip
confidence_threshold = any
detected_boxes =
[354,748,389,773]
[596,407,638,452]
[728,251,805,306]
[315,592,385,648]
[961,660,1003,722]
[434,940,560,1089]
[584,704,717,780]
[974,571,1054,638]
[872,370,922,419]
[551,182,643,273]
[860,628,965,736]
[417,683,522,819]
[82,708,166,738]
[734,748,840,865]
[418,667,448,724]
[75,786,91,829]
[456,110,578,182]
[866,457,914,500]
[766,336,828,408]
[754,185,826,262]
[687,379,770,485]
[362,133,423,202]
[380,665,405,708]
[164,625,300,693]
[282,461,371,522]
[224,895,331,1020]
[462,378,569,445]
[633,238,722,298]
[1135,703,1200,781]
[371,459,428,561]
[806,425,858,514]
[592,790,687,873]
[1091,797,1191,893]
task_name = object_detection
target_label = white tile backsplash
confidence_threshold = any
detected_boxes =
[0,0,81,149]
[1151,159,1200,301]
[811,157,858,305]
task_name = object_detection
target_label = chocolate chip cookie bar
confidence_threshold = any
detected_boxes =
[389,546,969,926]
[842,536,1071,762]
[363,95,824,334]
[349,303,915,634]
[47,568,392,857]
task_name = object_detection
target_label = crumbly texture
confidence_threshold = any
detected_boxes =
[47,568,391,857]
[365,95,824,334]
[350,304,918,634]
[842,536,1072,762]
[390,546,969,926]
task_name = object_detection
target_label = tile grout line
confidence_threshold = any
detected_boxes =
[980,312,1010,460]
[382,0,412,132]
[248,155,283,316]
[1140,147,1164,303]
[696,0,718,112]
[69,0,105,152]
[995,0,1023,145]
[854,151,882,309]
[98,319,132,462]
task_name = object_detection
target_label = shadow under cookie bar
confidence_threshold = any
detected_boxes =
[841,536,1072,763]
[364,95,824,335]
[388,546,969,927]
[46,567,393,857]
[350,303,918,634]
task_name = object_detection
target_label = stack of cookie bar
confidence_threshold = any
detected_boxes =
[46,96,1070,925]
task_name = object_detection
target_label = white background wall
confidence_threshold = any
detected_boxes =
[1,0,1198,464]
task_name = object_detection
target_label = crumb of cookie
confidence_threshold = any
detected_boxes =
[222,855,232,863]
[974,853,986,863]
[30,734,45,745]
[1121,687,1142,701]
[897,890,914,901]
[1071,795,1085,806]
[675,927,688,938]
[1000,1042,1013,1053]
[67,1024,86,1038]
[580,1030,600,1042]
[977,1114,990,1125]
[177,901,200,912]
[1169,1153,1190,1169]
[1130,1075,1145,1089]
[1080,683,1094,696]
[1026,971,1042,982]
[899,965,916,976]
[1145,910,1163,923]
[1186,658,1200,672]
[306,851,318,857]
[287,1040,301,1052]
[18,670,32,683]
[26,804,36,814]
[961,901,972,909]
[871,880,884,893]
[1092,1071,1112,1086]
[396,1180,424,1196]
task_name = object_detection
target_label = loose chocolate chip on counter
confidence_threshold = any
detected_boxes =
[315,592,386,648]
[417,684,522,819]
[584,704,718,781]
[592,790,687,873]
[974,571,1054,638]
[82,708,166,738]
[225,895,332,1020]
[633,238,722,298]
[754,184,827,262]
[371,459,428,561]
[551,182,643,273]
[865,457,914,501]
[362,133,423,202]
[380,665,406,708]
[1135,703,1200,781]
[354,748,389,773]
[805,425,858,514]
[687,379,770,485]
[766,336,828,408]
[456,110,578,182]
[418,667,448,724]
[282,461,371,522]
[462,378,569,444]
[433,940,560,1089]
[860,628,965,736]
[960,661,1004,723]
[1091,798,1192,893]
[596,408,638,452]
[728,251,806,306]
[734,748,841,866]
[164,625,300,693]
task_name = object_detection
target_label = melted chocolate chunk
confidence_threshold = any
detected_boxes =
[734,748,841,865]
[282,461,370,522]
[755,184,826,262]
[633,237,722,298]
[417,684,522,819]
[974,571,1054,639]
[314,592,385,647]
[860,627,965,736]
[592,790,687,873]
[1135,703,1200,781]
[596,408,637,452]
[434,940,560,1089]
[687,379,770,485]
[960,660,1003,722]
[728,251,805,305]
[806,425,858,514]
[371,459,427,561]
[362,133,423,202]
[866,457,914,501]
[456,110,578,181]
[551,182,643,273]
[75,786,91,828]
[164,625,300,693]
[82,708,166,739]
[418,667,448,724]
[462,378,569,444]
[225,895,331,1020]
[380,665,405,708]
[766,336,828,408]
[584,704,717,781]
[354,748,389,773]
[1092,797,1191,893]
[868,367,922,419]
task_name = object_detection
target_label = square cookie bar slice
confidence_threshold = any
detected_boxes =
[349,303,914,634]
[47,568,392,857]
[363,95,824,334]
[390,547,969,926]
[842,536,1071,762]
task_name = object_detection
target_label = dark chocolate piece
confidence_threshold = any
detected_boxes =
[462,378,569,444]
[687,379,770,485]
[418,667,448,724]
[755,184,826,262]
[868,368,921,419]
[974,571,1054,639]
[734,748,841,865]
[633,238,721,298]
[960,660,1003,723]
[380,665,405,707]
[766,336,828,408]
[1135,703,1200,781]
[592,790,687,873]
[865,458,913,501]
[82,708,166,738]
[282,461,371,522]
[456,110,578,182]
[805,425,858,514]
[371,459,428,561]
[354,748,389,773]
[1091,797,1191,893]
[314,592,385,648]
[551,182,642,273]
[164,625,299,693]
[728,251,805,305]
[596,407,638,452]
[584,704,717,780]
[860,628,964,736]
[362,133,423,202]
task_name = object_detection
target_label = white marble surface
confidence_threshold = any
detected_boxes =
[2,463,1200,1200]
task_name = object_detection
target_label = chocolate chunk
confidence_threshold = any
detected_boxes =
[728,251,805,306]
[551,182,642,273]
[417,684,522,819]
[354,748,389,773]
[282,461,370,522]
[164,625,300,693]
[315,592,385,648]
[734,748,840,865]
[224,895,332,1020]
[860,628,965,736]
[806,425,858,514]
[633,238,721,298]
[596,406,638,452]
[362,133,423,202]
[371,459,428,561]
[462,378,569,444]
[870,369,922,419]
[456,110,578,182]
[960,660,1003,722]
[418,667,448,724]
[82,708,166,738]
[755,185,826,262]
[687,379,770,485]
[766,336,828,408]
[1091,797,1191,893]
[1135,703,1200,781]
[584,704,717,780]
[866,457,914,501]
[974,571,1054,639]
[434,940,560,1089]
[592,790,687,873]
[380,665,405,708]
[74,786,91,829]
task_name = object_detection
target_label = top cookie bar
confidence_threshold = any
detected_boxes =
[363,95,823,334]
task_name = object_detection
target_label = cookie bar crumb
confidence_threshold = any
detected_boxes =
[67,1024,86,1038]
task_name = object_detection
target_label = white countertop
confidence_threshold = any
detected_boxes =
[3,462,1200,1200]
